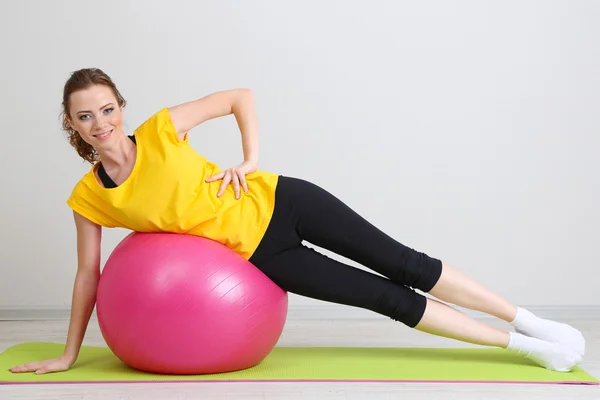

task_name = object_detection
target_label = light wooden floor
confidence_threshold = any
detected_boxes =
[0,317,598,399]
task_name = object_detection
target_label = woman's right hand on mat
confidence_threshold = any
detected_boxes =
[9,355,74,375]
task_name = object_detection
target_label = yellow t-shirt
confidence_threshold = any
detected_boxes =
[66,107,279,260]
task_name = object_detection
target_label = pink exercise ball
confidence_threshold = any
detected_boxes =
[96,232,288,375]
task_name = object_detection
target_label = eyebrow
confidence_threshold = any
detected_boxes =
[76,103,115,115]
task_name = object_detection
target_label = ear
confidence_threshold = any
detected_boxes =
[65,114,76,131]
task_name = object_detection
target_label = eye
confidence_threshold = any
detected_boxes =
[104,107,114,114]
[79,114,90,121]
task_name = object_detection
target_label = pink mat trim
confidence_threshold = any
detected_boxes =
[1,379,598,385]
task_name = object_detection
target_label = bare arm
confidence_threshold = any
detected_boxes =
[168,89,260,164]
[10,211,101,374]
[63,211,102,362]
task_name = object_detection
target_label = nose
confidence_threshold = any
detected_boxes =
[94,115,109,131]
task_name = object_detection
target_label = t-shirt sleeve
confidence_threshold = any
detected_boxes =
[134,107,189,146]
[66,181,119,227]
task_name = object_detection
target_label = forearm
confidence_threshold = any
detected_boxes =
[231,89,259,165]
[63,272,99,362]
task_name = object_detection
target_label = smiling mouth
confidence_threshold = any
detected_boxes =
[94,129,113,140]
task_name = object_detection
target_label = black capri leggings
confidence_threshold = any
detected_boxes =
[249,176,443,328]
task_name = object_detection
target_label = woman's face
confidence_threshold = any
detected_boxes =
[67,84,124,149]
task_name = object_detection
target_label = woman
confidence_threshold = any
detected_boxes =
[10,68,584,375]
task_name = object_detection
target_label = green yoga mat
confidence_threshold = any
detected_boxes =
[0,342,597,385]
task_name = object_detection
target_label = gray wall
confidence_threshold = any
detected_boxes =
[1,0,598,315]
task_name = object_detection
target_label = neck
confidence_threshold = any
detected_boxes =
[97,133,136,170]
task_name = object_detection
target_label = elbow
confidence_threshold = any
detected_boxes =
[232,88,254,111]
[236,88,254,101]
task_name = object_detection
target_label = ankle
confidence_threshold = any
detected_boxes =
[510,306,535,326]
[504,305,518,323]
[498,331,511,348]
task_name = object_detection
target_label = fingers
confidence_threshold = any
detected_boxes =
[217,171,232,197]
[10,362,63,374]
[207,168,249,199]
[205,171,225,183]
[10,362,40,373]
[231,171,241,199]
[237,170,249,194]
